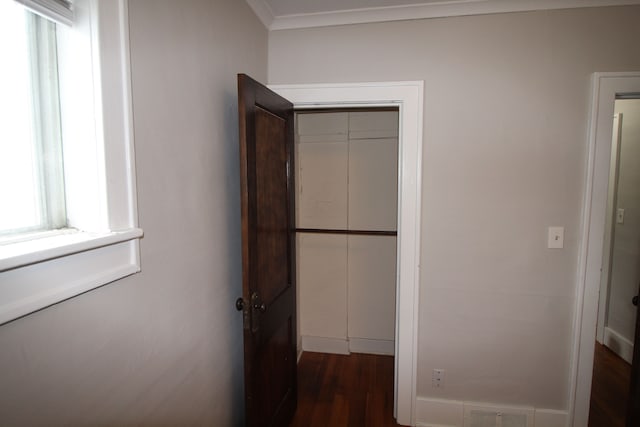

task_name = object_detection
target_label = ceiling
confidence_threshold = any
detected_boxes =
[245,0,640,30]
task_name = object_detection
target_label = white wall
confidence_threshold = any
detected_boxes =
[607,99,640,349]
[0,0,267,425]
[268,5,640,415]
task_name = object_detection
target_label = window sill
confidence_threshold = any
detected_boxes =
[0,227,143,325]
[0,228,143,272]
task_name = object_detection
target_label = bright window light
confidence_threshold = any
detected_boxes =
[0,0,143,326]
[0,0,66,239]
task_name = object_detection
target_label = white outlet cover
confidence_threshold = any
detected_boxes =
[432,369,445,388]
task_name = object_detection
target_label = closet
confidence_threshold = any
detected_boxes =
[295,109,399,355]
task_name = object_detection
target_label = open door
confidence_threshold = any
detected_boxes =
[627,283,640,426]
[236,74,297,427]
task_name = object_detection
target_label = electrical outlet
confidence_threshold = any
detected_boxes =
[432,369,445,388]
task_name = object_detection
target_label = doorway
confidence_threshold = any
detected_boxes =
[588,97,640,427]
[595,100,640,363]
[571,72,640,427]
[295,108,399,358]
[269,81,423,426]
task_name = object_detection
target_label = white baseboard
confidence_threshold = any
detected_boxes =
[534,408,569,427]
[415,397,568,427]
[604,326,634,364]
[415,397,463,426]
[301,335,349,354]
[301,335,394,355]
[349,337,394,355]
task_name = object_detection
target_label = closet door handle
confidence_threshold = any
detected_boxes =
[633,295,638,307]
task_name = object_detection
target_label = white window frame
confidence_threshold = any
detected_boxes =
[0,0,142,325]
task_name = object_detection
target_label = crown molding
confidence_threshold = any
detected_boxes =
[245,0,274,29]
[246,0,640,31]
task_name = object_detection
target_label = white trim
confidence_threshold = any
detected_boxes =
[415,397,464,427]
[415,397,567,427]
[300,336,395,355]
[0,240,139,325]
[349,337,395,355]
[0,0,142,326]
[0,228,142,271]
[464,403,534,427]
[270,81,423,426]
[301,336,350,355]
[570,72,640,427]
[15,0,73,26]
[534,409,569,427]
[249,0,640,31]
[604,326,634,364]
[245,0,274,29]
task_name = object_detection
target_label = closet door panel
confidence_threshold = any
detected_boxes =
[348,110,399,140]
[347,235,397,343]
[298,233,348,340]
[348,137,398,231]
[298,112,348,139]
[296,113,348,229]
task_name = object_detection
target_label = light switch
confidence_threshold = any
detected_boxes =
[617,208,625,224]
[548,227,564,249]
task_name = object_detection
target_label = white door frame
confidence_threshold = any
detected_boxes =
[570,72,640,427]
[270,81,424,426]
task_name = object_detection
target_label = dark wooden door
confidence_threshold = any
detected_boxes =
[627,283,640,426]
[237,74,297,427]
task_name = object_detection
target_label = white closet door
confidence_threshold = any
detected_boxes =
[347,137,398,230]
[347,111,398,354]
[296,113,348,229]
[296,112,349,353]
[298,233,348,351]
[296,110,399,355]
[347,235,397,354]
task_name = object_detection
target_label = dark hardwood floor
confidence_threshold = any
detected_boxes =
[589,342,632,427]
[290,345,632,427]
[290,352,404,427]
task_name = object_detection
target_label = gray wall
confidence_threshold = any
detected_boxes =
[269,6,640,410]
[0,0,266,425]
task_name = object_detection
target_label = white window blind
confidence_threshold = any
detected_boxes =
[13,0,73,26]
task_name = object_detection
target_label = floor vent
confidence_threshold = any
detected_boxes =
[464,404,533,427]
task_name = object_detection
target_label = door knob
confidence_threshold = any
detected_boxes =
[235,298,245,311]
[633,295,638,307]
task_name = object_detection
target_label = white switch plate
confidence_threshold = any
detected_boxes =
[617,208,625,224]
[548,227,564,249]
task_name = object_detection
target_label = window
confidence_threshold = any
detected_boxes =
[0,0,142,324]
[1,1,66,240]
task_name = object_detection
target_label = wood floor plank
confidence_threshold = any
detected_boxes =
[589,342,632,427]
[290,352,404,427]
